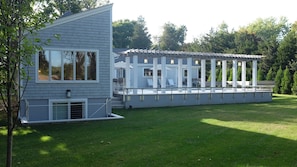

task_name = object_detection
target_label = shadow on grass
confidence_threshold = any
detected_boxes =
[3,119,297,167]
[134,122,297,167]
[1,94,297,166]
[181,94,297,125]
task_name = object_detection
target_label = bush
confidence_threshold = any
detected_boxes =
[281,66,292,94]
[274,66,283,94]
[257,68,264,81]
[291,71,297,95]
[266,68,274,80]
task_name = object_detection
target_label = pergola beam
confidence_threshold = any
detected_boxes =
[121,49,264,61]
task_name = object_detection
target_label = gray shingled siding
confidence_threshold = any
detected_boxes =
[24,11,111,99]
[21,9,112,122]
[20,99,49,121]
[88,98,111,118]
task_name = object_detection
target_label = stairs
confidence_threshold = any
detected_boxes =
[112,95,124,109]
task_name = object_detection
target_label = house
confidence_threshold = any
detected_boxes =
[113,49,200,90]
[20,4,123,124]
[112,49,273,109]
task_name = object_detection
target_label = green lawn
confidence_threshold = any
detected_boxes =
[1,94,297,167]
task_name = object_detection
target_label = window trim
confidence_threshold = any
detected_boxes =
[143,68,161,77]
[49,99,88,120]
[36,48,99,83]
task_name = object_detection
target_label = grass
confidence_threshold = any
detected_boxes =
[1,94,297,166]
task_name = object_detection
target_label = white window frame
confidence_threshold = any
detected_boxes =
[36,48,99,83]
[49,99,88,121]
[143,68,161,77]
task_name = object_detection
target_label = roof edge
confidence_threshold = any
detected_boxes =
[43,3,113,30]
[121,49,265,60]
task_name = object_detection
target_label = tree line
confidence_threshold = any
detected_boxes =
[113,16,297,95]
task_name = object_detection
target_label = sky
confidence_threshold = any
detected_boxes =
[110,0,297,43]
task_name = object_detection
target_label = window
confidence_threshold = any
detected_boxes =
[51,100,86,120]
[144,69,153,76]
[183,69,188,77]
[144,68,161,77]
[38,49,98,82]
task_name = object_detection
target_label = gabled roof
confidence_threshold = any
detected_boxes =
[121,49,264,61]
[43,4,113,30]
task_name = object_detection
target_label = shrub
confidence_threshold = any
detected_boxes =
[281,66,292,94]
[291,71,297,95]
[274,66,283,94]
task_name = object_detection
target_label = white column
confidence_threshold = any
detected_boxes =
[211,59,216,92]
[153,58,158,89]
[187,57,192,92]
[125,57,131,92]
[161,56,166,93]
[252,60,257,88]
[241,61,246,88]
[201,59,206,91]
[133,55,138,94]
[232,59,238,89]
[222,60,227,88]
[178,58,183,88]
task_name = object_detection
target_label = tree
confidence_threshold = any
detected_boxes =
[112,19,136,48]
[186,23,235,53]
[228,68,233,81]
[266,68,274,80]
[41,0,108,17]
[217,68,222,82]
[241,17,289,75]
[276,24,297,71]
[41,0,82,16]
[209,22,235,53]
[159,22,187,51]
[281,66,292,94]
[292,71,297,95]
[274,66,283,94]
[234,30,260,55]
[130,16,152,49]
[237,67,242,81]
[257,68,264,81]
[0,1,52,166]
[113,16,152,49]
[246,67,252,81]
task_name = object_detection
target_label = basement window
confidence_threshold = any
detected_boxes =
[50,100,86,120]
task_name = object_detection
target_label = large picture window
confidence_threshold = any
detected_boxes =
[38,49,98,82]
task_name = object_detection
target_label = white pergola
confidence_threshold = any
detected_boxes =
[121,49,264,93]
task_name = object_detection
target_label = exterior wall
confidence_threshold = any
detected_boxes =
[20,6,113,123]
[128,63,199,88]
[88,98,112,118]
[20,98,112,122]
[20,99,49,121]
[123,92,272,109]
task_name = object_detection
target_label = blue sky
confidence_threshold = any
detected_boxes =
[110,0,297,43]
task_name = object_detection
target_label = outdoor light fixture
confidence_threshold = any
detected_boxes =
[217,61,221,66]
[195,60,199,65]
[170,59,174,64]
[238,61,242,67]
[144,58,148,63]
[66,89,71,98]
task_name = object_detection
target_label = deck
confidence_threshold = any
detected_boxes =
[116,86,273,109]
